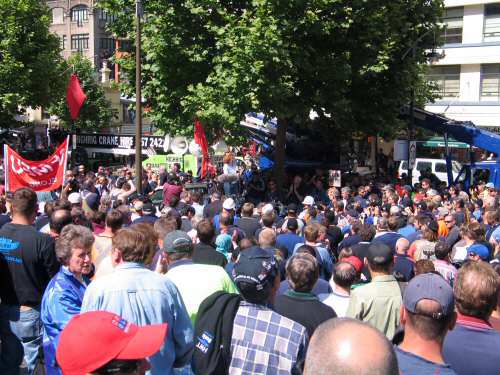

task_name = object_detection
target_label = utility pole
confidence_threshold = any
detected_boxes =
[134,0,142,193]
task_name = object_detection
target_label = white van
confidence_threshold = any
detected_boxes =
[398,158,462,186]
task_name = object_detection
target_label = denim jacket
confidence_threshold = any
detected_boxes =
[81,262,194,375]
[41,266,89,375]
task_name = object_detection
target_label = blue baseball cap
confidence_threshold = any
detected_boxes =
[467,244,490,261]
[403,273,454,318]
[232,246,278,292]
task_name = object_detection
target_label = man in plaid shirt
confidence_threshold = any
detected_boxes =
[230,246,308,374]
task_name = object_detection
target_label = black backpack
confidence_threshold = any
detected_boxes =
[192,291,242,375]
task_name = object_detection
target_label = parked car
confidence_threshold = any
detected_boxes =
[398,158,462,185]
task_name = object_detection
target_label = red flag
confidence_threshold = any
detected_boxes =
[66,74,87,120]
[194,118,210,178]
[4,137,69,192]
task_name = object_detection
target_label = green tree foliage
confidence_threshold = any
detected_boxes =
[49,54,116,130]
[0,0,64,126]
[101,0,443,161]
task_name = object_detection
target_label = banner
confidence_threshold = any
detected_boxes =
[4,137,69,192]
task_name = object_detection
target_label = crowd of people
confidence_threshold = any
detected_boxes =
[0,156,499,375]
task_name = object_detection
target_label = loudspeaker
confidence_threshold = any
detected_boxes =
[171,136,188,155]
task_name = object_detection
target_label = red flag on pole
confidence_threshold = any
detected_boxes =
[194,118,210,178]
[66,74,87,120]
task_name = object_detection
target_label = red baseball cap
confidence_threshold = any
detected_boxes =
[342,256,363,273]
[56,311,167,375]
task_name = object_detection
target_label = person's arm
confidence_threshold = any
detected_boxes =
[167,281,194,368]
[345,290,362,320]
[46,289,83,340]
[222,272,239,294]
[41,238,60,278]
[80,283,100,313]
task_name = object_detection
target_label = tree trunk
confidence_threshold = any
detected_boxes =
[274,117,287,190]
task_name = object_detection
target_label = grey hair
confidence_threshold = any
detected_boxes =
[55,224,94,265]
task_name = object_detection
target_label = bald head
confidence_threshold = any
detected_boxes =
[304,318,398,375]
[259,228,276,248]
[395,237,410,255]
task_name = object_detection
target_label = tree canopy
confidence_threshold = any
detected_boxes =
[0,0,65,126]
[49,54,116,130]
[101,0,443,143]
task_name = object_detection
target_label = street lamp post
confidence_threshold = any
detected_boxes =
[134,0,142,193]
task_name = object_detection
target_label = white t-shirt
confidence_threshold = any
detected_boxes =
[319,289,351,317]
[223,162,237,175]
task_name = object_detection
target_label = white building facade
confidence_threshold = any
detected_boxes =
[426,0,500,132]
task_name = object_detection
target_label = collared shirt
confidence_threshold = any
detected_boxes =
[443,313,500,375]
[433,259,457,286]
[346,274,402,339]
[81,262,193,375]
[41,267,89,375]
[165,259,239,325]
[229,301,308,375]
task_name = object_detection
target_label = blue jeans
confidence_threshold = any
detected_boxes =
[0,304,42,375]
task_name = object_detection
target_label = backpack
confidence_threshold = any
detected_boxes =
[192,291,242,375]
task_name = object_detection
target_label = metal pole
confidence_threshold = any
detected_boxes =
[407,47,415,186]
[134,0,142,193]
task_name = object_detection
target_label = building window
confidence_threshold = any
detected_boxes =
[484,4,500,42]
[481,64,500,100]
[51,7,65,24]
[100,38,115,52]
[98,9,116,23]
[427,66,461,99]
[71,5,89,26]
[60,35,67,50]
[441,7,463,44]
[71,34,89,51]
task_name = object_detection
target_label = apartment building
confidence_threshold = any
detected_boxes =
[45,0,115,70]
[426,1,500,132]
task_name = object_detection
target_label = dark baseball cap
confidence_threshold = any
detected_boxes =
[403,273,454,318]
[142,202,155,215]
[366,243,393,265]
[162,230,193,253]
[232,246,278,292]
[287,203,298,213]
[417,202,427,211]
[286,218,299,231]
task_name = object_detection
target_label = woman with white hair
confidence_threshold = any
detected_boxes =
[41,224,94,375]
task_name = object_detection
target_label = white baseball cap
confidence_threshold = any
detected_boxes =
[68,193,82,205]
[302,196,314,206]
[262,203,274,215]
[223,198,236,210]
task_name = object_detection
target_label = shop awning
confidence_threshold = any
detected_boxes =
[419,137,469,149]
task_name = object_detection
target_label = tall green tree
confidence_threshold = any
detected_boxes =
[101,0,443,182]
[49,54,116,130]
[0,0,64,126]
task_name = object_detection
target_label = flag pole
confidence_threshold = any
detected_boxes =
[62,135,70,187]
[3,144,9,193]
[134,0,143,194]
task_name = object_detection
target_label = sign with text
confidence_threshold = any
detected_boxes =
[76,134,169,151]
[4,137,69,192]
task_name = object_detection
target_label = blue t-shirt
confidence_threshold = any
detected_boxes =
[396,347,457,375]
[443,319,500,375]
[276,233,304,259]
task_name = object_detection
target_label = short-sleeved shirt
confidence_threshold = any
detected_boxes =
[346,275,402,339]
[164,259,238,324]
[443,314,500,375]
[229,301,308,375]
[395,347,457,375]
